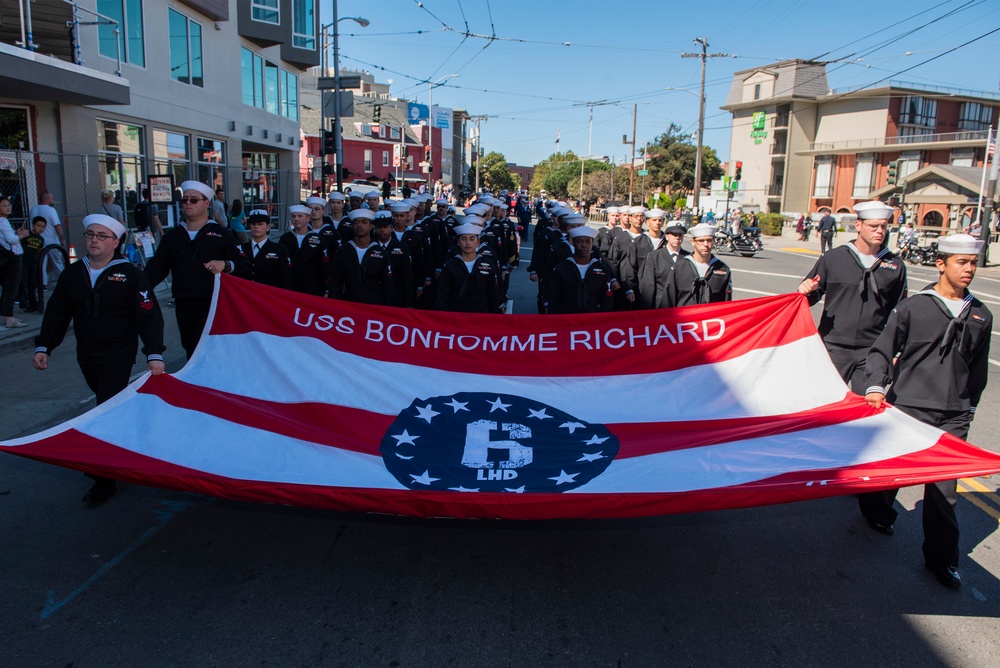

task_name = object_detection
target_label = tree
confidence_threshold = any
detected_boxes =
[644,123,724,195]
[581,170,614,205]
[469,151,516,193]
[530,151,579,196]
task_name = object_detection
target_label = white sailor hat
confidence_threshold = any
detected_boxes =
[453,223,483,236]
[568,226,598,239]
[348,209,375,220]
[83,213,126,239]
[328,192,347,202]
[464,203,489,216]
[552,207,573,217]
[435,198,449,206]
[688,222,718,238]
[605,206,620,214]
[401,198,417,208]
[645,208,667,219]
[180,181,214,200]
[373,210,393,224]
[627,206,647,215]
[288,204,311,215]
[563,214,589,227]
[556,200,568,207]
[389,201,411,213]
[306,196,327,207]
[938,233,985,255]
[347,191,363,199]
[365,191,381,199]
[853,200,895,220]
[246,209,270,224]
[498,202,509,209]
[460,215,486,227]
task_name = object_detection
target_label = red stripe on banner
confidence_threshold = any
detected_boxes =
[6,431,999,520]
[207,275,818,377]
[137,375,393,456]
[140,376,872,460]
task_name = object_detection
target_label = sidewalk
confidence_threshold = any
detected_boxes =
[0,281,173,354]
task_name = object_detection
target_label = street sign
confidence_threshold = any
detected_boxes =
[149,175,174,203]
[317,76,362,90]
[392,145,402,167]
[322,91,354,118]
[637,169,649,177]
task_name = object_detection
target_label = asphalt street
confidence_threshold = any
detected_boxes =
[1,227,1000,667]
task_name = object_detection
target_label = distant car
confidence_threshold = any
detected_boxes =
[342,183,381,198]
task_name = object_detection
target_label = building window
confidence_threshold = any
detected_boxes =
[97,0,145,67]
[282,71,299,121]
[753,83,761,100]
[196,138,227,193]
[97,120,145,217]
[813,156,835,198]
[241,48,255,107]
[153,129,191,186]
[264,62,279,115]
[852,154,875,198]
[169,9,203,87]
[252,0,279,24]
[958,103,994,132]
[361,124,372,137]
[382,151,389,167]
[389,127,401,140]
[898,151,921,179]
[897,96,936,141]
[364,150,372,172]
[292,0,316,50]
[950,148,974,167]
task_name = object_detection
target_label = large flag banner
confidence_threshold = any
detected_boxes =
[3,276,1000,520]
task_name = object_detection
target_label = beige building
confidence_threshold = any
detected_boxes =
[723,60,999,227]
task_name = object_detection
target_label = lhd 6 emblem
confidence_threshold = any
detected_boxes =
[380,393,619,493]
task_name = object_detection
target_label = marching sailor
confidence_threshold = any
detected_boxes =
[863,234,991,589]
[547,225,615,314]
[241,209,292,290]
[435,222,502,313]
[328,209,390,305]
[664,222,732,307]
[620,207,669,306]
[373,210,415,308]
[797,200,908,536]
[637,220,689,309]
[278,204,329,296]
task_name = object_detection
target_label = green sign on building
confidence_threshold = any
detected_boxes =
[750,111,767,145]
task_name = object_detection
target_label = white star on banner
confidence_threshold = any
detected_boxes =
[504,486,526,493]
[548,470,579,485]
[444,398,469,413]
[487,397,511,413]
[577,452,604,463]
[448,486,479,492]
[414,404,440,423]
[582,435,609,445]
[410,470,440,485]
[560,421,585,434]
[392,429,419,446]
[528,408,551,420]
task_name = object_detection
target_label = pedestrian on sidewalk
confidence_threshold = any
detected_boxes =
[818,211,837,255]
[0,196,29,329]
[18,216,47,313]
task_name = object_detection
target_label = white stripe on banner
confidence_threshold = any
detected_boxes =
[174,332,847,423]
[573,408,943,493]
[69,394,941,494]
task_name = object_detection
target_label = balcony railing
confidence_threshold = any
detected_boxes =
[0,0,122,75]
[767,184,783,197]
[769,142,786,156]
[771,114,789,129]
[809,129,988,152]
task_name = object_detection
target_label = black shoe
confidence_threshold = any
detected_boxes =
[925,563,961,589]
[866,518,894,536]
[82,480,117,504]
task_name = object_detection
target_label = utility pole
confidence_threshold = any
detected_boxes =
[681,38,728,213]
[622,104,636,205]
[469,115,488,194]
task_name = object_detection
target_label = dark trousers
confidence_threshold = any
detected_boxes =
[859,406,969,569]
[80,362,134,487]
[825,342,868,393]
[174,297,212,359]
[821,231,834,254]
[0,255,21,318]
[19,253,40,312]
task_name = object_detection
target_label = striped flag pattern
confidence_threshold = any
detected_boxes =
[2,276,999,520]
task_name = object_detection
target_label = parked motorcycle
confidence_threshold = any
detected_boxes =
[899,240,938,266]
[714,228,763,257]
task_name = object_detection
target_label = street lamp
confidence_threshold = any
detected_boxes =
[324,5,370,193]
[426,74,460,193]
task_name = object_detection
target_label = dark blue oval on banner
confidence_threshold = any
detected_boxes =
[380,393,619,493]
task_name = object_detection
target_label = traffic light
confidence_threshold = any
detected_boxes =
[322,164,335,175]
[424,146,432,163]
[887,160,898,185]
[373,104,381,123]
[321,130,335,155]
[734,161,743,181]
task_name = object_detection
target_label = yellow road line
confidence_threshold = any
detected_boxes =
[778,247,821,256]
[960,477,1000,508]
[957,483,1000,522]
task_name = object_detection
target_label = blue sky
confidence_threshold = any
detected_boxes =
[325,0,1000,166]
